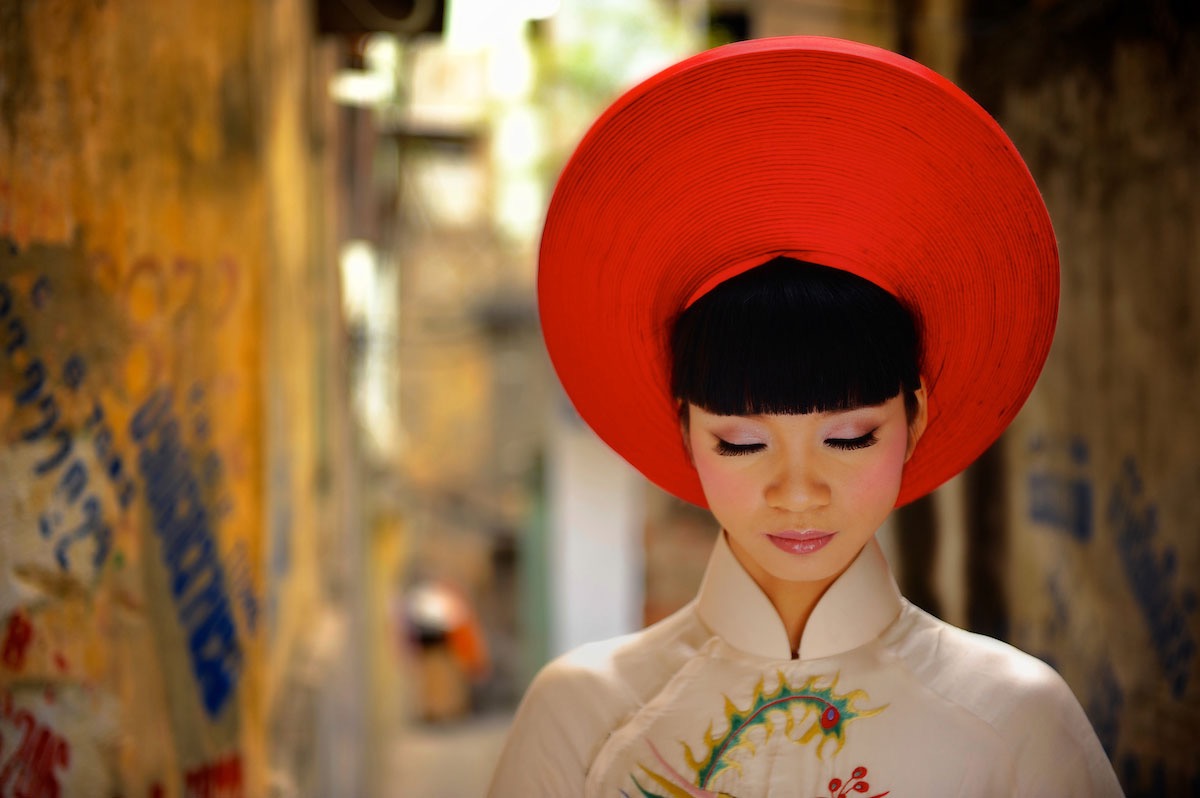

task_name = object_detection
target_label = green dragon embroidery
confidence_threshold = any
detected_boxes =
[625,672,883,798]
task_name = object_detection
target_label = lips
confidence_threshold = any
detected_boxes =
[766,529,837,555]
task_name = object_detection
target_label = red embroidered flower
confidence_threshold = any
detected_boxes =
[822,765,889,798]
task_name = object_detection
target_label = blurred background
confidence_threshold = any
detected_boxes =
[0,0,1197,795]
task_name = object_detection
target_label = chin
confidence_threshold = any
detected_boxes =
[759,550,850,584]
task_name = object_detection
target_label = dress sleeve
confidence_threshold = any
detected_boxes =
[1004,665,1125,797]
[487,651,630,797]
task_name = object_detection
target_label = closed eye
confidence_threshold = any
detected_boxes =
[715,439,766,456]
[826,430,879,451]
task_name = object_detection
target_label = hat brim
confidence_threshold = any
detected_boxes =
[539,36,1058,508]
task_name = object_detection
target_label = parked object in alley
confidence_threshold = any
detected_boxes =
[403,579,490,722]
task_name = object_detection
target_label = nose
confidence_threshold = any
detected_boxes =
[764,451,832,512]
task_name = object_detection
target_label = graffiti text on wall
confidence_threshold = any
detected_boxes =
[1029,435,1196,698]
[1027,435,1093,541]
[132,389,243,718]
[0,691,70,798]
[1108,458,1195,698]
[0,278,130,586]
[1085,655,1123,760]
[2,249,254,715]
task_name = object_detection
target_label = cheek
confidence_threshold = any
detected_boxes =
[692,454,756,514]
[845,435,910,507]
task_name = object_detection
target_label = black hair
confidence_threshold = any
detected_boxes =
[670,256,922,421]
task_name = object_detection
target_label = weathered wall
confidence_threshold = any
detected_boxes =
[753,0,899,48]
[960,4,1200,794]
[0,1,344,795]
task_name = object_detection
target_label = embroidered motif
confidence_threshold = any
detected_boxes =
[625,741,733,798]
[625,672,884,797]
[821,765,889,797]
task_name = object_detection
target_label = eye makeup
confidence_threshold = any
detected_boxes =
[825,430,879,451]
[715,439,766,456]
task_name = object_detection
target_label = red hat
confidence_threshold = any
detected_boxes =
[538,36,1058,508]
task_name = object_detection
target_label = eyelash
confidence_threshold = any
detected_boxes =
[826,431,879,451]
[715,440,765,456]
[713,430,879,456]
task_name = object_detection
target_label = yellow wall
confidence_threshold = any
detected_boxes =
[0,1,338,794]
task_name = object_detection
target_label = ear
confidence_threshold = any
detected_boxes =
[904,380,929,463]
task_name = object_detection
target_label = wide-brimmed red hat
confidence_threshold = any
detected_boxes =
[538,36,1058,508]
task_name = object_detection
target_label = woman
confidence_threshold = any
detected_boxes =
[489,37,1123,797]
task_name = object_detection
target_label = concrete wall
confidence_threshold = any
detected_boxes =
[959,4,1200,794]
[0,2,349,795]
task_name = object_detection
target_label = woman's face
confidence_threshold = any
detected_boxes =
[686,391,926,589]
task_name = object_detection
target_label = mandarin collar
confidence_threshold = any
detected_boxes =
[695,531,903,661]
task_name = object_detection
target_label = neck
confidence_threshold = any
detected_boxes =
[724,532,839,657]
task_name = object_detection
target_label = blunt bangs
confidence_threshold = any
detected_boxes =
[670,257,922,418]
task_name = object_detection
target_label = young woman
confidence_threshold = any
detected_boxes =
[488,37,1123,797]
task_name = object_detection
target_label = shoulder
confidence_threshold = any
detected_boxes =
[892,603,1081,729]
[529,599,711,707]
[487,603,712,796]
[887,603,1123,796]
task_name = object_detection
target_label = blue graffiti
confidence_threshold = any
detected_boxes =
[27,438,106,572]
[84,400,138,510]
[1028,435,1093,541]
[30,276,51,309]
[32,429,72,477]
[132,389,242,718]
[56,460,88,505]
[1043,572,1071,638]
[62,354,85,391]
[0,278,124,583]
[4,318,26,355]
[20,394,59,442]
[3,271,246,715]
[54,496,110,571]
[15,359,45,404]
[1085,657,1123,760]
[184,386,250,632]
[1109,458,1195,698]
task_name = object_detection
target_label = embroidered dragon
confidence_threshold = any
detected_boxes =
[623,672,884,798]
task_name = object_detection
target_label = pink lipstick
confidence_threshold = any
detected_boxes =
[766,530,836,555]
